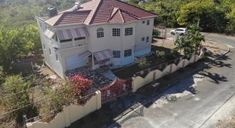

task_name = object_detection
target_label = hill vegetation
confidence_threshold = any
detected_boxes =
[130,0,235,34]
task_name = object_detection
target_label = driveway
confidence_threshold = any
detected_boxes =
[118,34,235,128]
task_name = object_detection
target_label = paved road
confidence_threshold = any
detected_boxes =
[118,34,235,128]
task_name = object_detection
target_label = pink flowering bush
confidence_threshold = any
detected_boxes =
[69,74,92,96]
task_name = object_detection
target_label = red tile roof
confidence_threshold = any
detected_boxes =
[56,11,90,26]
[46,0,157,26]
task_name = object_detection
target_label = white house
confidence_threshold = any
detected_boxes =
[36,0,157,78]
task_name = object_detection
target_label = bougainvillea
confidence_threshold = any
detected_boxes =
[69,74,92,97]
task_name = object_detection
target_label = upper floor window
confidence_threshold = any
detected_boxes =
[146,37,149,42]
[141,37,145,42]
[97,28,104,38]
[75,37,86,40]
[124,49,132,57]
[113,50,121,58]
[112,28,121,36]
[60,39,73,43]
[125,28,133,36]
[147,20,150,25]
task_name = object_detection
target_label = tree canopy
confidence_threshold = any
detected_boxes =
[132,0,235,33]
[0,25,40,72]
[175,24,205,58]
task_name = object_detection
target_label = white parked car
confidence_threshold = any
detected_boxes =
[170,28,187,36]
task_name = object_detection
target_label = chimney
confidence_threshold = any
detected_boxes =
[48,7,58,17]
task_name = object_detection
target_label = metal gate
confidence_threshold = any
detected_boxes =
[100,79,132,104]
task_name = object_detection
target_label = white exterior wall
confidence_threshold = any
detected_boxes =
[37,18,65,77]
[135,18,154,57]
[88,23,136,65]
[88,20,153,67]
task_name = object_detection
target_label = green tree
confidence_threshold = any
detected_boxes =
[36,83,74,122]
[0,25,40,72]
[0,75,33,125]
[177,0,228,32]
[0,27,23,71]
[226,3,235,33]
[127,0,139,5]
[1,75,31,110]
[20,25,41,54]
[175,24,205,58]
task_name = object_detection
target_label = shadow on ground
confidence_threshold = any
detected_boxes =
[69,55,230,128]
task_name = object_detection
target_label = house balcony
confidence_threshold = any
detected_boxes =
[57,39,87,49]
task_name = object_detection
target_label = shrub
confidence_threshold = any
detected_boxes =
[153,29,161,38]
[69,75,92,96]
[137,58,150,69]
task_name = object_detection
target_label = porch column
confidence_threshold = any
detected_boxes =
[92,53,95,70]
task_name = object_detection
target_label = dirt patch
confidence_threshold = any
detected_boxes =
[153,37,229,56]
[217,115,235,128]
[203,40,228,55]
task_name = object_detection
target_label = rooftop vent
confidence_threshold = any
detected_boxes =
[48,7,58,17]
[69,1,82,12]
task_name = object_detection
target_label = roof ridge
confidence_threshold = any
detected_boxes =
[108,7,121,22]
[54,13,65,26]
[118,9,125,23]
[120,9,139,20]
[88,0,103,24]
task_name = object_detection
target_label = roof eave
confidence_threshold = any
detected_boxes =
[53,23,86,28]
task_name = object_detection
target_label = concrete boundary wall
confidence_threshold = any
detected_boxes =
[132,54,203,92]
[26,91,102,128]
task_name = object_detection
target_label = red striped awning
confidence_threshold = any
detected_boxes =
[79,51,91,58]
[94,49,112,61]
[57,28,88,41]
[71,28,87,38]
[57,29,73,40]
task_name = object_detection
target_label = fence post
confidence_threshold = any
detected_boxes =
[170,64,173,73]
[182,59,185,68]
[153,72,156,81]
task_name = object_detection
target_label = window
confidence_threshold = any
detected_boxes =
[113,50,121,58]
[125,28,133,36]
[56,54,59,61]
[141,37,145,41]
[97,28,104,38]
[142,21,145,24]
[112,28,120,36]
[74,37,85,40]
[60,39,72,43]
[147,20,150,25]
[146,37,149,42]
[124,49,132,57]
[49,48,51,55]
